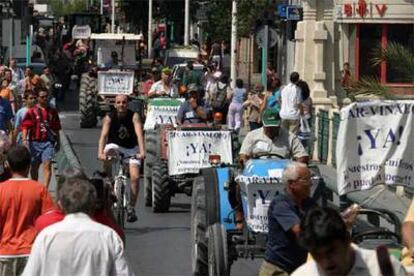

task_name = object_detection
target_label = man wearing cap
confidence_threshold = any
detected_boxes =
[239,109,309,166]
[177,89,208,125]
[148,67,173,97]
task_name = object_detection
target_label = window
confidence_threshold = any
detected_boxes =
[387,24,414,83]
[357,23,414,84]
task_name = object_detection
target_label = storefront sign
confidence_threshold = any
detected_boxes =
[336,101,414,195]
[168,131,233,175]
[335,0,390,21]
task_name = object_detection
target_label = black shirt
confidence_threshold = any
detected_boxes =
[107,110,138,149]
[265,194,316,273]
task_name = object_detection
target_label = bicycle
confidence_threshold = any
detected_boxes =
[106,151,134,229]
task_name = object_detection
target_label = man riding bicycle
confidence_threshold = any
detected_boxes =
[98,95,145,222]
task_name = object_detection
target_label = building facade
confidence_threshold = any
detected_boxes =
[294,0,414,107]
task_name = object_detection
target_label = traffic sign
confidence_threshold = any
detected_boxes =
[256,26,277,48]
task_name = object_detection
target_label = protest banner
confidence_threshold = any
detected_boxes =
[168,131,233,175]
[143,99,183,130]
[337,101,414,195]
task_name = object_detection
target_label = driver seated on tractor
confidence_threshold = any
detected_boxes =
[98,94,145,223]
[148,67,173,98]
[239,109,309,166]
[177,88,208,125]
[105,51,119,69]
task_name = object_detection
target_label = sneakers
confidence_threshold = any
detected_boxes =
[126,206,138,223]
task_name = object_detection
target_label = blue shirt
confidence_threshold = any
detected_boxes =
[14,107,28,144]
[0,99,13,131]
[177,101,207,124]
[232,88,246,104]
[265,194,316,273]
[267,90,281,111]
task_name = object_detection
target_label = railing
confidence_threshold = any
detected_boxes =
[317,110,329,164]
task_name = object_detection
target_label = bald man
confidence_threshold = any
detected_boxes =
[98,95,145,222]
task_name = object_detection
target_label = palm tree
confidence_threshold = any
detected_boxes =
[347,42,414,100]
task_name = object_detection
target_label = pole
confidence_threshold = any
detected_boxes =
[230,0,237,88]
[148,0,153,58]
[100,0,103,15]
[111,0,115,33]
[261,24,269,91]
[184,0,190,46]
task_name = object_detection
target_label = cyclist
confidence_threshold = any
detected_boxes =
[98,94,145,222]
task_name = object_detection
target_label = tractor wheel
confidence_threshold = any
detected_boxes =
[191,177,208,276]
[79,73,98,128]
[208,223,230,276]
[151,161,171,212]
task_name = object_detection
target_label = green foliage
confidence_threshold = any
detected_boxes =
[348,43,413,101]
[50,0,88,17]
[347,77,394,100]
[202,0,269,42]
[372,42,414,82]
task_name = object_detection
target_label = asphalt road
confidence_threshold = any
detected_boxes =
[59,111,261,276]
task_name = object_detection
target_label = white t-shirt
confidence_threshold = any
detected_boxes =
[291,244,407,276]
[279,82,302,120]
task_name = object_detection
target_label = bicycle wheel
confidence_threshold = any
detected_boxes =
[113,178,125,228]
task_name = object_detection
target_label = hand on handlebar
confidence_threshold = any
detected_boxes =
[136,153,145,160]
[98,153,107,161]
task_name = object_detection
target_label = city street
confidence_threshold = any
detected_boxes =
[60,111,261,276]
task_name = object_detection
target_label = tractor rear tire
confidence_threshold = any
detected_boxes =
[208,223,229,276]
[151,161,171,212]
[144,130,160,207]
[191,177,208,276]
[79,73,98,128]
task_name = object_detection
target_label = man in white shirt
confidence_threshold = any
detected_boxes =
[279,72,302,134]
[292,207,406,276]
[23,177,133,276]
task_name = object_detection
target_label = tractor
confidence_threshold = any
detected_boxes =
[79,33,145,128]
[143,97,184,207]
[190,157,327,275]
[148,124,238,213]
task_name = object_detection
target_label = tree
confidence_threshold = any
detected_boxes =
[347,42,414,100]
[50,0,87,17]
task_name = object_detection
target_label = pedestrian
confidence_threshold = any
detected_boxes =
[339,62,352,107]
[34,169,125,243]
[0,130,12,181]
[262,78,282,113]
[401,197,414,267]
[22,176,133,276]
[0,88,13,133]
[21,88,61,188]
[280,71,303,134]
[260,162,315,276]
[292,207,406,276]
[183,61,203,91]
[209,40,222,68]
[227,78,246,132]
[243,84,264,131]
[297,80,313,148]
[0,146,55,275]
[13,90,37,145]
[40,66,55,92]
[8,58,24,84]
[210,74,231,124]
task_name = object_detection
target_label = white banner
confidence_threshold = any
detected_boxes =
[336,101,414,195]
[98,71,134,95]
[72,25,91,39]
[239,181,284,233]
[168,131,233,175]
[143,104,181,130]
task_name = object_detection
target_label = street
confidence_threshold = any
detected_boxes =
[60,111,261,276]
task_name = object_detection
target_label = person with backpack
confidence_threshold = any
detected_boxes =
[210,74,231,124]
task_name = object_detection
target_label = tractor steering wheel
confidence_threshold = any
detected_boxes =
[253,152,285,160]
[352,230,401,244]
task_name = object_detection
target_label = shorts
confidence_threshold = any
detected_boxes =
[104,143,141,167]
[259,260,289,276]
[29,141,55,163]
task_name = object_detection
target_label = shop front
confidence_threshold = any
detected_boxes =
[335,0,414,95]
